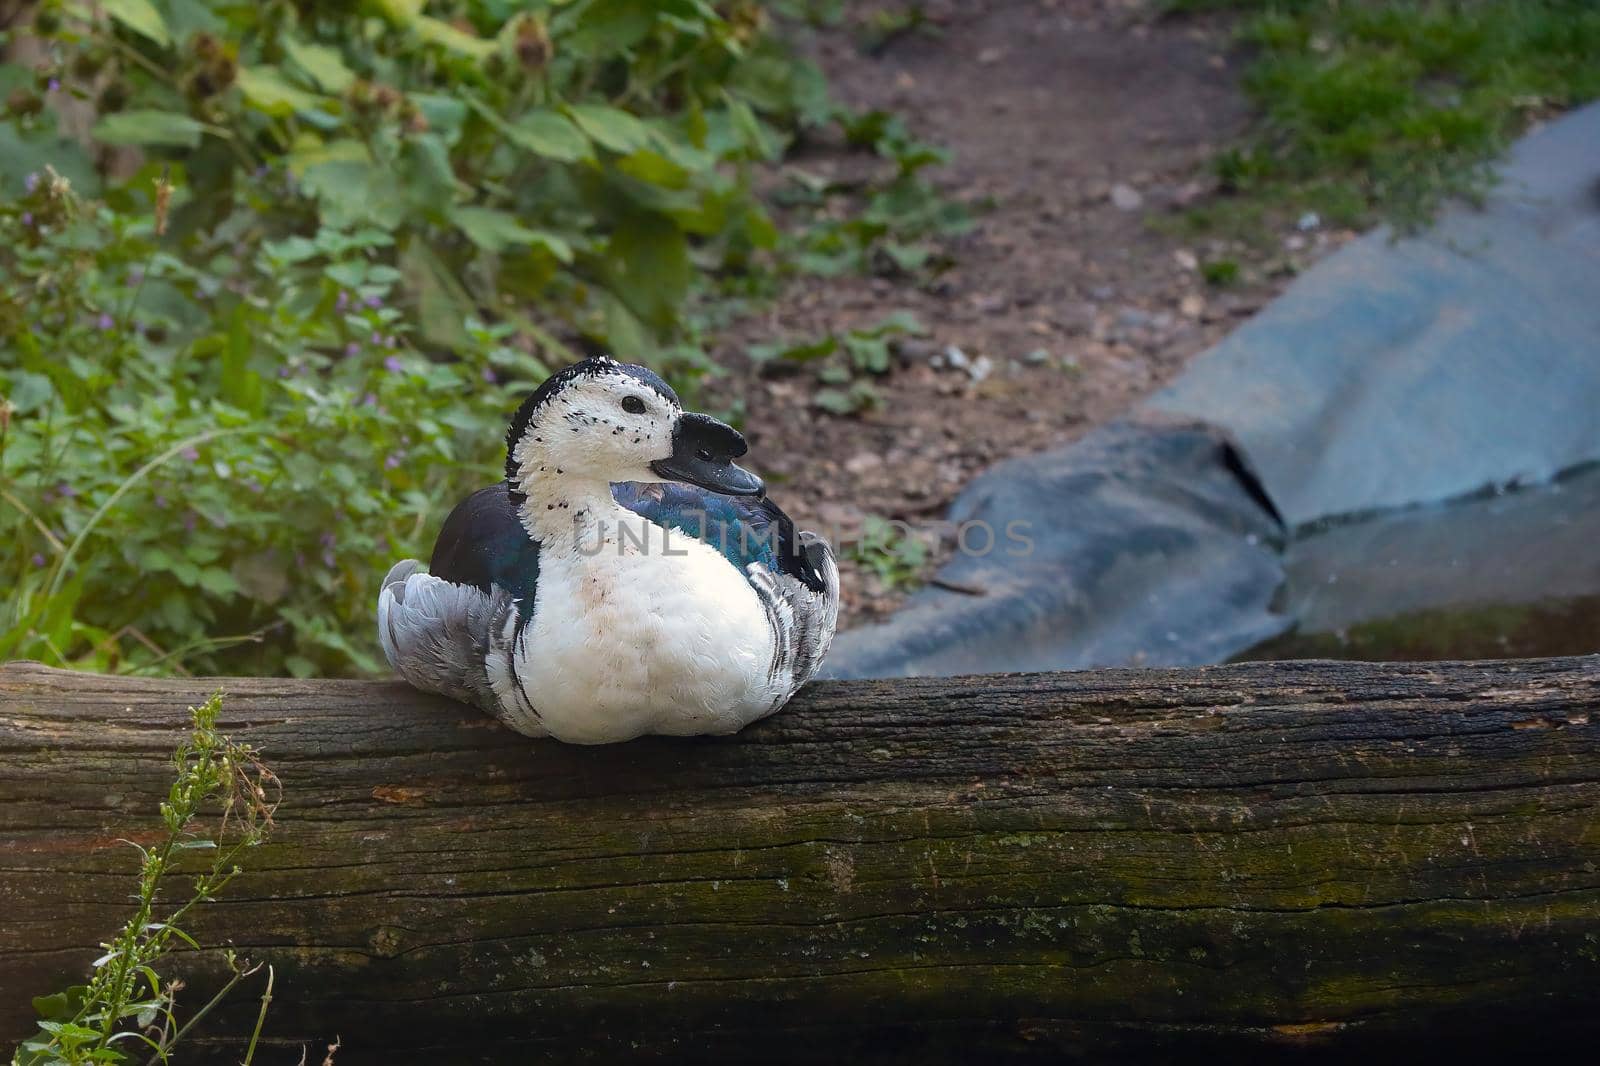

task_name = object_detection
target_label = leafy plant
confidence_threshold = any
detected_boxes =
[778,109,970,278]
[0,1,958,676]
[0,165,541,676]
[749,310,925,416]
[1200,257,1240,285]
[13,692,280,1066]
[844,514,928,591]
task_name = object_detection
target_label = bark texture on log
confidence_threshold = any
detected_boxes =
[3,657,1600,1063]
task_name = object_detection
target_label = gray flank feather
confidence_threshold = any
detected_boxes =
[378,559,513,714]
[749,531,839,698]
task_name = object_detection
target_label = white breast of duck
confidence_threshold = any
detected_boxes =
[505,508,778,742]
[377,356,838,744]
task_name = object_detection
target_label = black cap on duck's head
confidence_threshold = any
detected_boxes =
[504,356,763,498]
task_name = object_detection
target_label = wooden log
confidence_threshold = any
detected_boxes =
[3,657,1600,1063]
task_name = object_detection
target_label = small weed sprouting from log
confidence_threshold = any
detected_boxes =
[10,692,281,1066]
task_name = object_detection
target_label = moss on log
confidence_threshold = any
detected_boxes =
[3,657,1600,1062]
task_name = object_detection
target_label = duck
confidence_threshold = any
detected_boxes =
[376,355,839,744]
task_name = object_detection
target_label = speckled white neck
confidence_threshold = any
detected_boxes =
[514,466,624,552]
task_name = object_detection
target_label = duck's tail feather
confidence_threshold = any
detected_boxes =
[377,560,513,714]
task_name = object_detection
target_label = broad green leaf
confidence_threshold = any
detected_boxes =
[603,291,654,359]
[400,241,473,350]
[375,0,424,21]
[724,94,780,160]
[283,37,355,93]
[505,110,591,163]
[399,133,461,211]
[416,16,495,58]
[812,387,859,415]
[237,67,327,118]
[645,124,715,173]
[857,310,927,337]
[844,334,891,374]
[92,110,205,148]
[37,1020,102,1041]
[262,235,320,263]
[299,156,405,230]
[450,206,538,252]
[220,305,264,415]
[566,0,656,59]
[412,93,469,145]
[605,211,688,329]
[285,136,367,179]
[450,206,573,261]
[615,148,690,188]
[748,334,836,364]
[0,124,100,194]
[566,104,651,154]
[103,0,169,46]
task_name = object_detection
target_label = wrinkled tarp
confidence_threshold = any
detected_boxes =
[824,103,1600,680]
[820,418,1288,679]
[1147,104,1600,529]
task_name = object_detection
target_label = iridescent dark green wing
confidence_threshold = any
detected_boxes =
[611,482,828,593]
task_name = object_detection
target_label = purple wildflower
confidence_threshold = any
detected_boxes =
[364,294,383,309]
[154,494,168,509]
[55,481,76,498]
[482,365,497,384]
[96,313,115,330]
[383,355,402,373]
[344,342,360,358]
[336,291,349,311]
[128,267,144,286]
[384,334,397,349]
[361,392,378,407]
[47,78,60,93]
[278,366,291,378]
[181,446,200,462]
[21,212,33,227]
[24,172,39,193]
[384,452,403,470]
[320,532,336,548]
[183,512,198,532]
[31,553,46,568]
[254,164,269,178]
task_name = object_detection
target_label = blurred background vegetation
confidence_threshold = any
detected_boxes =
[2,0,1596,679]
[0,0,958,677]
[1170,0,1600,235]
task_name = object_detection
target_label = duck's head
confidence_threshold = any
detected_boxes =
[505,356,763,498]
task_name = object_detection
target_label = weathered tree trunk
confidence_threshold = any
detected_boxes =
[3,657,1600,1062]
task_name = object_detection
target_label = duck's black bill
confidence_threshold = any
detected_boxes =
[651,412,764,497]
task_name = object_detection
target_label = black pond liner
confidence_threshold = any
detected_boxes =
[822,102,1600,680]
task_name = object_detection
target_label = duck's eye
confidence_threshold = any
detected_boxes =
[621,395,647,415]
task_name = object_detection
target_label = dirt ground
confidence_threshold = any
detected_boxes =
[709,0,1344,625]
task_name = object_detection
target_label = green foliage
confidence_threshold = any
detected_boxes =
[844,514,928,591]
[1168,0,1600,232]
[1200,257,1240,285]
[781,109,971,277]
[749,310,926,416]
[13,693,279,1066]
[0,1,953,676]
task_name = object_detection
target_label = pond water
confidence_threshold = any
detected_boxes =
[1239,465,1600,662]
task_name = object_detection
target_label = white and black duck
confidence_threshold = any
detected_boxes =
[377,356,839,743]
